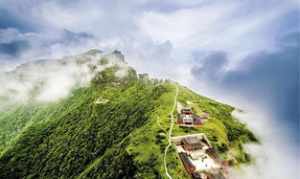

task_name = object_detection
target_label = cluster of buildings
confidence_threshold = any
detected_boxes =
[172,134,228,179]
[172,103,229,178]
[177,107,208,127]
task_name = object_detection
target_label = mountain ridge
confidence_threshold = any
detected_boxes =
[0,50,258,179]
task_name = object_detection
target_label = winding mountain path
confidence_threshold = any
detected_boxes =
[163,84,179,179]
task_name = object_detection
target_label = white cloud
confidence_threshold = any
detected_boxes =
[0,51,129,105]
[34,1,104,33]
[138,2,236,46]
[1,0,297,69]
[137,1,297,68]
[230,109,299,179]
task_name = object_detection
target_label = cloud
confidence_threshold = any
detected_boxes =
[0,40,30,57]
[137,0,298,64]
[191,31,299,143]
[138,2,236,45]
[229,109,299,179]
[0,50,129,107]
[0,0,297,68]
[0,28,31,57]
[0,27,101,64]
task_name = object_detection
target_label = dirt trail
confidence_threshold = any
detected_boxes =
[163,84,179,179]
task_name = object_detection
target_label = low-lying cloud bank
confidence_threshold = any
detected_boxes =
[0,50,128,109]
[230,108,299,179]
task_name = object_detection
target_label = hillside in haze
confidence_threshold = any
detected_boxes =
[0,50,258,179]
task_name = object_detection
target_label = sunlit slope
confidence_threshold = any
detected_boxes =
[0,52,258,179]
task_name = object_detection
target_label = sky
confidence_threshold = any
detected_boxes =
[0,0,299,178]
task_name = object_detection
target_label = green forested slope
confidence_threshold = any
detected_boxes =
[0,54,258,179]
[0,67,164,178]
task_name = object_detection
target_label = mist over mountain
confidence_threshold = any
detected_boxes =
[0,49,128,108]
